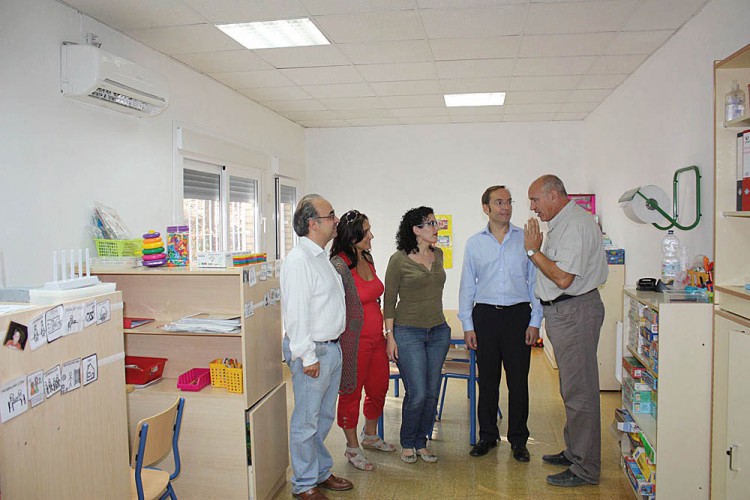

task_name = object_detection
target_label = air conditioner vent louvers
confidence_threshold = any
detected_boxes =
[89,87,160,114]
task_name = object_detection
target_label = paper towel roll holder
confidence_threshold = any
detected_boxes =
[618,165,702,231]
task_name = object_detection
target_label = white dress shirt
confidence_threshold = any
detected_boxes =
[281,237,346,366]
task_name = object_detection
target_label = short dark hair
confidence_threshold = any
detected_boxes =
[539,175,568,197]
[481,185,508,205]
[396,206,434,254]
[330,210,373,268]
[293,194,322,237]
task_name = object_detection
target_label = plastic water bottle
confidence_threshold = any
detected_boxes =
[661,230,681,286]
[725,80,746,122]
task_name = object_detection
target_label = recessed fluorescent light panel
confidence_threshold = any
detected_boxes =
[216,18,330,50]
[444,92,506,107]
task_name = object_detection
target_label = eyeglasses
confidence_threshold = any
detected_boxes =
[340,210,364,225]
[489,199,514,207]
[313,212,336,221]
[417,220,439,228]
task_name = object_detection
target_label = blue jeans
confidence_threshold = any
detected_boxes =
[394,322,451,449]
[283,336,342,494]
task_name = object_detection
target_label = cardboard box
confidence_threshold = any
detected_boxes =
[623,356,645,379]
[624,379,653,403]
[624,456,656,495]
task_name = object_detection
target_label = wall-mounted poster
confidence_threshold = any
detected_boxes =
[568,194,596,215]
[435,214,453,269]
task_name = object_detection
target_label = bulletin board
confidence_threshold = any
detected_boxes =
[435,214,453,269]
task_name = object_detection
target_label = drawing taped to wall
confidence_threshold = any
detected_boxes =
[60,359,82,394]
[28,369,45,407]
[44,365,62,399]
[45,305,64,343]
[82,354,98,386]
[1,376,29,423]
[29,313,47,351]
[96,299,110,325]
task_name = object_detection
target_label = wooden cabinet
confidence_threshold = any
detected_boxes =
[620,289,712,499]
[0,291,130,499]
[542,264,624,390]
[712,43,750,500]
[96,265,288,500]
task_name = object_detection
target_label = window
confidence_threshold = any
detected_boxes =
[183,159,260,255]
[275,178,299,259]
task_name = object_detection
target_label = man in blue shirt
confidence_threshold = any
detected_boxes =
[459,185,542,461]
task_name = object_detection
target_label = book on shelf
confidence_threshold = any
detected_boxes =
[162,312,241,334]
[123,317,155,329]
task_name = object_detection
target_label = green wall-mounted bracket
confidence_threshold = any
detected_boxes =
[634,165,702,231]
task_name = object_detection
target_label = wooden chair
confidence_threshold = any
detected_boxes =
[130,397,185,500]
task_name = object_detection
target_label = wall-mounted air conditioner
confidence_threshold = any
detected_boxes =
[61,44,169,117]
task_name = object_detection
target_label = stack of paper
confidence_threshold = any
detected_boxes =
[162,313,241,334]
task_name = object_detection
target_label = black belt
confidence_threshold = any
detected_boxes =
[540,289,595,306]
[477,302,529,310]
[314,337,339,344]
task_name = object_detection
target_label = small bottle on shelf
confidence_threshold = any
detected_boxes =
[725,80,746,122]
[661,230,680,286]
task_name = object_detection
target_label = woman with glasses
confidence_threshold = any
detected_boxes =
[330,210,396,472]
[383,206,450,464]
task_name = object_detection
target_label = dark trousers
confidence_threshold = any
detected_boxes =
[472,302,531,447]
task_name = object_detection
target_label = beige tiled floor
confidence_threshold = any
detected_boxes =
[273,348,634,499]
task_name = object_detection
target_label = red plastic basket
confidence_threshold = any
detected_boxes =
[177,368,211,392]
[124,356,167,386]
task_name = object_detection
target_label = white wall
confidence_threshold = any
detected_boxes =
[306,122,584,308]
[584,0,750,285]
[0,0,305,286]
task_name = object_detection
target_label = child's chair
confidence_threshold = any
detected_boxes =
[130,397,185,500]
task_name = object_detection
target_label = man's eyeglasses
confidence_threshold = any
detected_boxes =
[313,212,336,220]
[417,220,439,228]
[489,199,514,207]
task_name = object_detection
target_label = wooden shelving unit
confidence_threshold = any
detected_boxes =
[96,264,288,500]
[711,42,750,499]
[620,289,712,499]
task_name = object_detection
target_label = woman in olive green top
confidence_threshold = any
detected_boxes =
[384,206,451,464]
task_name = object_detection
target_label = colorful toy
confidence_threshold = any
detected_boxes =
[142,230,167,267]
[167,225,189,267]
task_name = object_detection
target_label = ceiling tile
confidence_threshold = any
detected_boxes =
[173,50,274,73]
[577,74,627,89]
[347,117,403,126]
[302,83,376,98]
[519,33,614,57]
[501,103,562,114]
[265,99,327,112]
[381,94,446,108]
[210,70,295,88]
[284,110,341,120]
[452,115,504,123]
[255,45,351,69]
[604,30,674,55]
[623,0,709,31]
[420,5,526,38]
[448,106,504,116]
[297,119,351,127]
[281,65,364,85]
[389,107,451,117]
[439,77,509,93]
[182,0,308,23]
[63,0,204,30]
[430,36,520,61]
[506,75,581,91]
[525,1,638,34]
[418,0,525,7]
[559,101,599,113]
[333,109,395,119]
[436,59,514,79]
[319,97,386,110]
[314,11,425,43]
[514,57,596,76]
[357,62,437,82]
[239,86,313,101]
[371,80,442,96]
[502,113,557,122]
[301,0,415,15]
[567,89,612,102]
[399,116,452,125]
[339,40,433,64]
[554,112,588,121]
[587,54,647,74]
[504,90,571,105]
[126,24,242,54]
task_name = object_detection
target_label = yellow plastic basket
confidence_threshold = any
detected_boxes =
[209,359,227,388]
[209,359,244,393]
[95,239,142,257]
[225,366,244,394]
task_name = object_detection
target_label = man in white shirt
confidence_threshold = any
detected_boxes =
[281,194,351,500]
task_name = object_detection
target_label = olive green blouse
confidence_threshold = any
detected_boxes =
[383,247,446,329]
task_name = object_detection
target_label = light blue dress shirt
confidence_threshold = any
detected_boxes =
[458,223,543,332]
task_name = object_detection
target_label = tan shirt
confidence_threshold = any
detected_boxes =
[383,248,446,328]
[536,201,609,302]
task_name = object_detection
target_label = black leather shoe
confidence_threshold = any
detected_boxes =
[512,445,530,462]
[546,468,597,487]
[469,440,497,457]
[542,451,573,466]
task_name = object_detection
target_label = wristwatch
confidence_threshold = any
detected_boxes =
[526,248,539,257]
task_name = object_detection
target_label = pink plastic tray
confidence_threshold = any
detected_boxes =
[177,368,211,392]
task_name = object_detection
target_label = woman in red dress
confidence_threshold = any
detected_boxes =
[330,210,395,471]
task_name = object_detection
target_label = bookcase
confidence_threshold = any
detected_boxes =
[0,291,130,498]
[96,264,288,500]
[711,43,750,499]
[619,289,712,499]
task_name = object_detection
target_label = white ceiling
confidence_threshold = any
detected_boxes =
[60,0,710,128]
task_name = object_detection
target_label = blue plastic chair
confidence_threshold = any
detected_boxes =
[130,397,185,500]
[377,364,402,439]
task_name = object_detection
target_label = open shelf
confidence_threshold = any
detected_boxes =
[627,345,658,379]
[722,210,750,217]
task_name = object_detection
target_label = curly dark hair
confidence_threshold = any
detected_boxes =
[330,210,373,269]
[396,206,434,254]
